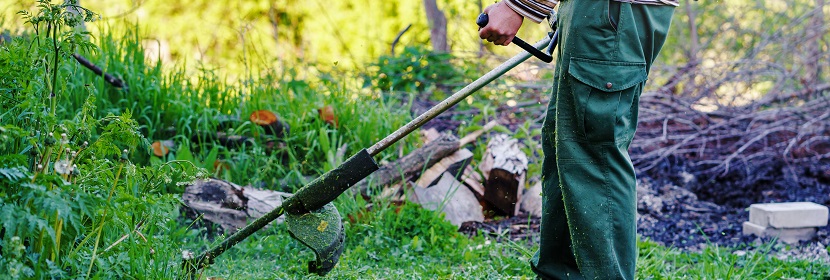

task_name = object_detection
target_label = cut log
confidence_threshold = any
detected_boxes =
[244,187,289,221]
[182,179,248,233]
[479,134,528,216]
[182,179,290,234]
[414,148,473,188]
[250,110,289,138]
[408,172,485,227]
[421,128,441,143]
[317,105,339,128]
[520,181,543,218]
[460,165,485,197]
[357,120,500,195]
[151,140,174,157]
[356,133,460,194]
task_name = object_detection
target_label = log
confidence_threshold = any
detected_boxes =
[318,105,339,128]
[356,133,460,194]
[182,179,290,234]
[519,181,543,218]
[460,165,485,197]
[151,140,174,157]
[414,148,473,188]
[250,110,289,138]
[408,172,484,227]
[182,179,247,233]
[191,131,255,149]
[479,134,528,216]
[357,120,500,195]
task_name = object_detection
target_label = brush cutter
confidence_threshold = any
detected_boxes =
[183,13,559,277]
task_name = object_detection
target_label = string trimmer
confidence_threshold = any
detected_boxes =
[183,13,558,277]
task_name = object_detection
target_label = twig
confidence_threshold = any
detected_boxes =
[72,53,127,90]
[390,24,412,56]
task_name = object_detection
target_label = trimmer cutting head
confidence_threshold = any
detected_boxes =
[282,149,378,275]
[286,202,346,276]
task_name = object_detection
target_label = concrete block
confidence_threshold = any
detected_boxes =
[742,221,817,244]
[748,202,828,228]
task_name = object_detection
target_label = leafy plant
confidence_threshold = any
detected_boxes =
[16,0,96,119]
[369,45,467,95]
[0,2,198,278]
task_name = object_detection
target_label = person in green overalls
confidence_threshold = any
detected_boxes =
[479,0,677,279]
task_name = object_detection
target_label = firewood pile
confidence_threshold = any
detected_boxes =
[632,91,830,207]
[354,120,543,228]
[181,120,545,232]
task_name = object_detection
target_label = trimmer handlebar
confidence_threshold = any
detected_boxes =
[477,13,554,63]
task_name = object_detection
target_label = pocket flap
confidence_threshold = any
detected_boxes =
[568,57,647,92]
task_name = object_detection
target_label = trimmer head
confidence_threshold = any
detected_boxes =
[285,202,345,276]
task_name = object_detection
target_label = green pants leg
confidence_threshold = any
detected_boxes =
[530,1,674,279]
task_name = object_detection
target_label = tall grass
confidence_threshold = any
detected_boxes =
[2,2,829,279]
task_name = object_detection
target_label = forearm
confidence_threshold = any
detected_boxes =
[502,0,681,24]
[503,0,558,24]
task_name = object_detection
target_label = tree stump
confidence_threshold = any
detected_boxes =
[479,134,528,216]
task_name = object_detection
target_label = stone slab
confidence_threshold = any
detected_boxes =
[742,221,817,244]
[748,202,828,229]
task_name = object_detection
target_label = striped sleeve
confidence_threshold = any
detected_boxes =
[503,0,558,24]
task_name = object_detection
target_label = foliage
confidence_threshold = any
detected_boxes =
[0,2,197,278]
[1,1,829,279]
[369,45,466,94]
[3,0,547,76]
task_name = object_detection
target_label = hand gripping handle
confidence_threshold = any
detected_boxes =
[477,13,553,63]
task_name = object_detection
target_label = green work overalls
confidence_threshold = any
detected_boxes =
[530,1,674,279]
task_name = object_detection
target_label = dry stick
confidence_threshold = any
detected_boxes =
[717,126,795,175]
[72,53,127,90]
[390,24,412,56]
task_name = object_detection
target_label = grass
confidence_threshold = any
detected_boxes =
[1,2,829,279]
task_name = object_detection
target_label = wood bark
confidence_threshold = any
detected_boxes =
[182,179,290,234]
[802,0,825,98]
[519,181,543,218]
[356,133,460,194]
[357,121,499,195]
[250,110,289,138]
[414,148,473,188]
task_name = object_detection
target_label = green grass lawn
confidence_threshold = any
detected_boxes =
[1,2,829,279]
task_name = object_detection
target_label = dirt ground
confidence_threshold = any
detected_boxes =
[418,98,830,262]
[459,174,830,263]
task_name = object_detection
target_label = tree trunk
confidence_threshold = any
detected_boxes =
[802,0,825,99]
[684,0,700,65]
[423,0,449,53]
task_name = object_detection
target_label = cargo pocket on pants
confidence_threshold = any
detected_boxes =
[568,57,647,143]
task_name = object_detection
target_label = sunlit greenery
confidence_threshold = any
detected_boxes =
[1,1,829,279]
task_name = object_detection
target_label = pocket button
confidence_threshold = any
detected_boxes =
[605,82,613,89]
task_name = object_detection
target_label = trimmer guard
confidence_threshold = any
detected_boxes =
[285,202,345,276]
